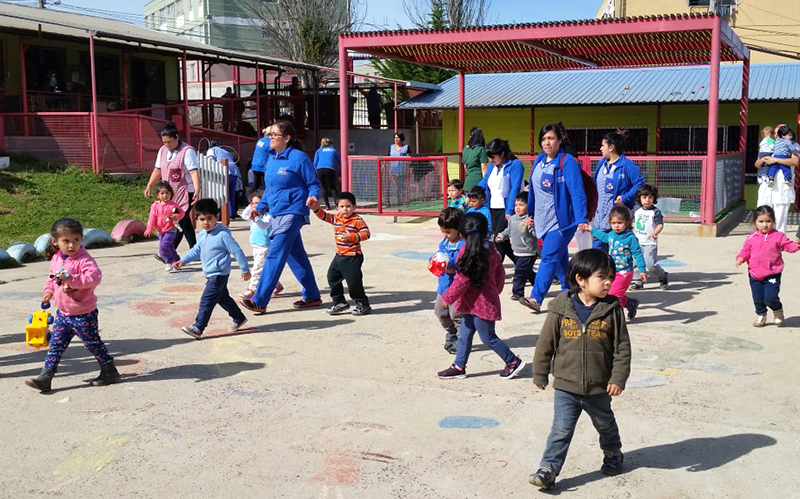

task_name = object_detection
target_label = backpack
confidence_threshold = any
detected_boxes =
[556,153,597,223]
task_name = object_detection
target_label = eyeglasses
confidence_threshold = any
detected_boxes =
[268,133,284,138]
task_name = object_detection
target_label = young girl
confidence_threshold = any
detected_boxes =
[240,192,283,300]
[586,206,647,321]
[736,205,799,327]
[437,213,525,380]
[145,181,184,272]
[25,218,119,393]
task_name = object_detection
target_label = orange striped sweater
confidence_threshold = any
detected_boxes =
[314,209,371,256]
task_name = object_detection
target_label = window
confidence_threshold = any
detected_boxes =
[566,127,649,154]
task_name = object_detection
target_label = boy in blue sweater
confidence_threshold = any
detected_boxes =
[434,208,465,354]
[174,199,251,339]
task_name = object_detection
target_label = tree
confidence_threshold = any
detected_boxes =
[241,0,363,85]
[404,0,492,29]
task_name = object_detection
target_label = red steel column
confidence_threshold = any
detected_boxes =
[458,70,465,151]
[393,82,398,134]
[255,62,261,131]
[201,60,207,128]
[739,57,750,203]
[655,104,662,153]
[89,33,99,172]
[338,43,350,191]
[20,41,28,136]
[702,18,721,226]
[182,50,191,145]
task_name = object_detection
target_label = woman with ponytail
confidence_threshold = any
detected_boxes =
[437,213,525,380]
[462,127,489,191]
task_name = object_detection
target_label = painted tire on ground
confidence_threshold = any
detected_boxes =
[111,220,146,242]
[6,242,38,263]
[34,233,52,254]
[0,248,15,267]
[81,228,114,248]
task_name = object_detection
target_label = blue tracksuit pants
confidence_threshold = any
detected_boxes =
[252,216,320,308]
[530,227,576,303]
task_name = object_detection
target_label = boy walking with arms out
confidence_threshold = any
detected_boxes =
[631,185,668,289]
[529,249,631,490]
[175,199,250,339]
[314,191,372,316]
[495,193,538,300]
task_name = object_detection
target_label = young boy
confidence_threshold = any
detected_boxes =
[631,185,668,290]
[435,208,465,354]
[495,193,538,300]
[314,191,372,316]
[466,185,492,233]
[174,199,251,339]
[446,179,469,212]
[529,249,631,491]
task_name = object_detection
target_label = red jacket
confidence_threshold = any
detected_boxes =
[442,244,504,321]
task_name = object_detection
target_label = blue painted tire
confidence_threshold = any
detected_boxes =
[34,233,52,255]
[6,242,37,263]
[82,228,114,249]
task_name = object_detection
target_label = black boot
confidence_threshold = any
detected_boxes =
[90,362,120,386]
[25,368,54,392]
[444,332,458,354]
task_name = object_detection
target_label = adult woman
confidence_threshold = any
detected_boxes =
[250,126,270,192]
[389,133,410,205]
[519,123,588,313]
[755,129,799,235]
[143,121,200,250]
[462,127,489,192]
[477,138,524,262]
[313,137,341,210]
[240,121,322,313]
[591,129,644,250]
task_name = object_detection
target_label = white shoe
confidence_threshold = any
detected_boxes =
[229,318,248,332]
[240,289,255,299]
[165,264,174,273]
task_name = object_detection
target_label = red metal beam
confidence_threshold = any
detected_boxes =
[458,71,465,161]
[89,33,99,173]
[739,57,749,205]
[347,47,460,72]
[517,40,597,68]
[702,17,721,226]
[339,45,350,191]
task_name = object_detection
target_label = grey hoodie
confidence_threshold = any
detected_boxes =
[532,291,631,396]
[496,213,537,257]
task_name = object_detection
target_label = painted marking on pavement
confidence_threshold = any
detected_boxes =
[438,416,500,429]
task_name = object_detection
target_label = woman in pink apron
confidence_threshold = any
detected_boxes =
[143,121,201,249]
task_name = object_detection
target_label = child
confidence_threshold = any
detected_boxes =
[466,185,492,233]
[174,199,251,339]
[437,213,525,380]
[585,206,647,321]
[314,191,372,316]
[240,192,283,300]
[25,218,119,392]
[434,207,465,354]
[495,192,538,300]
[735,205,799,327]
[768,124,795,187]
[145,181,185,272]
[630,185,668,290]
[446,179,469,212]
[529,249,631,491]
[758,126,775,159]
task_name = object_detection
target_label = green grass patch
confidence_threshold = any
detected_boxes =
[0,153,151,248]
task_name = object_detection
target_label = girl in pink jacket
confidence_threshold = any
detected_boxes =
[25,218,119,393]
[437,213,525,380]
[736,205,799,327]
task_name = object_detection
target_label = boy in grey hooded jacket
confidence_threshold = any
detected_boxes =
[495,193,538,299]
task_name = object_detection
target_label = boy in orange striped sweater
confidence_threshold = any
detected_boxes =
[314,191,372,316]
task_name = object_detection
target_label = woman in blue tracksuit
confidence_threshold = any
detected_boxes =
[478,138,524,262]
[313,137,341,210]
[592,129,644,251]
[520,123,588,313]
[250,126,271,192]
[240,120,323,313]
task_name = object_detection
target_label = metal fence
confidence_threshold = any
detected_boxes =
[198,152,228,217]
[714,153,744,216]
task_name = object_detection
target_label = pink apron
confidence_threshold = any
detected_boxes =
[158,141,193,212]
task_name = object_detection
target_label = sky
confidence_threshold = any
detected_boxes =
[4,0,601,28]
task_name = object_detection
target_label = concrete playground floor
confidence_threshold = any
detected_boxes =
[1,215,799,498]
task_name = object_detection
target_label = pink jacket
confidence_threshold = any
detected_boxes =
[43,247,102,316]
[442,244,504,321]
[145,200,185,235]
[737,229,799,280]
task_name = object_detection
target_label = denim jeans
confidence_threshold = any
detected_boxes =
[195,274,246,331]
[540,389,622,473]
[749,273,782,315]
[454,314,515,369]
[512,255,536,298]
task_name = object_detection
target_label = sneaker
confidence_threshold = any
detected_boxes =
[527,467,557,490]
[181,325,203,339]
[240,299,267,313]
[753,315,767,327]
[154,253,165,264]
[229,318,248,332]
[659,272,669,290]
[519,297,541,313]
[273,282,284,296]
[437,364,466,379]
[326,303,351,315]
[292,298,323,309]
[510,294,522,301]
[774,309,785,326]
[499,356,525,379]
[352,304,372,316]
[625,297,639,321]
[239,289,255,299]
[601,451,624,476]
[164,264,174,273]
[629,280,644,290]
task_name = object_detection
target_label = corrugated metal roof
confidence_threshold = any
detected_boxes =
[398,63,800,109]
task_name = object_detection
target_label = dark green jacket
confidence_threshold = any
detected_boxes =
[532,292,631,396]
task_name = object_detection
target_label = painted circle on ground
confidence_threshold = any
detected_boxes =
[658,258,687,268]
[392,251,432,261]
[438,416,500,429]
